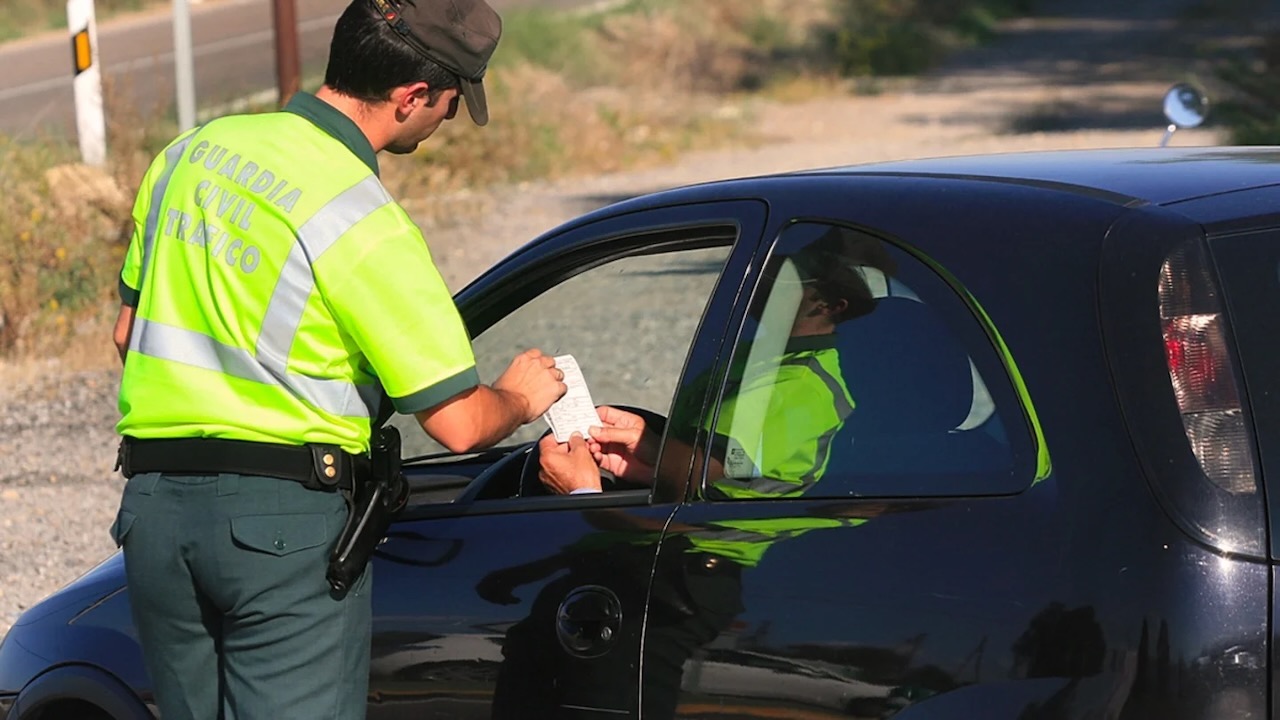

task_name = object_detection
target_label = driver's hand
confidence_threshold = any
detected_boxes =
[538,433,601,495]
[494,348,566,423]
[588,406,657,483]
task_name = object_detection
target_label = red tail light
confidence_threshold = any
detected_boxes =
[1158,244,1256,495]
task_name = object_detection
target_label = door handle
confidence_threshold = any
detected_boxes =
[557,585,623,658]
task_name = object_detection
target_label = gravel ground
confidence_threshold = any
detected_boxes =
[0,0,1253,638]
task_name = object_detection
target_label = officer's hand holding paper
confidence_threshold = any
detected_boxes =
[543,355,599,442]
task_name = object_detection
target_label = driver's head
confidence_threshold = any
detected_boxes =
[788,225,897,324]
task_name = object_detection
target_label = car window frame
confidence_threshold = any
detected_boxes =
[395,199,771,520]
[1207,227,1280,559]
[690,215,1048,502]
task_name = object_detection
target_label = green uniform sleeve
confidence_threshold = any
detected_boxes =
[323,222,479,415]
[118,223,144,307]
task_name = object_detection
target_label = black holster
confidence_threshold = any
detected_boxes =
[326,426,410,592]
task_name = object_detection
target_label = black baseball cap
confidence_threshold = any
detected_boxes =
[790,226,898,320]
[369,0,502,125]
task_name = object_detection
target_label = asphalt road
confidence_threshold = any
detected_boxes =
[0,0,589,139]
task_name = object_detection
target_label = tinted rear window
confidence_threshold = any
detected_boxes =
[1210,230,1280,557]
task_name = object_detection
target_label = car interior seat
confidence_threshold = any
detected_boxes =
[823,294,1012,494]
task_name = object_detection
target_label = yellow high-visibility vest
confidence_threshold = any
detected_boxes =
[118,92,478,454]
[710,338,854,498]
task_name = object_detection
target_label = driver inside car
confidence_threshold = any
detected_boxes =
[538,226,897,498]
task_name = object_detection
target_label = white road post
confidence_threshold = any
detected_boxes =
[67,0,106,166]
[173,0,197,131]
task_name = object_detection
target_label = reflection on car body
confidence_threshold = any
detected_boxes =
[4,145,1280,720]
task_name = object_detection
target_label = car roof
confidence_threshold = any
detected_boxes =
[817,147,1280,207]
[541,146,1280,246]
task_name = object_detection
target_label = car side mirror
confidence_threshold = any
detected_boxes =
[1160,83,1210,147]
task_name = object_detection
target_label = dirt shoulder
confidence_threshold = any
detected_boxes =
[0,0,1249,636]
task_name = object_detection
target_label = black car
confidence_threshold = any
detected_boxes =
[4,146,1280,720]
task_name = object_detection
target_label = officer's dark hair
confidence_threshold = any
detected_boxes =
[797,227,898,324]
[813,269,875,324]
[324,0,460,103]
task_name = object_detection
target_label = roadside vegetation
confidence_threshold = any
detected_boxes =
[0,0,1036,359]
[0,0,158,41]
[1174,0,1280,144]
[1215,32,1280,144]
[826,0,1034,76]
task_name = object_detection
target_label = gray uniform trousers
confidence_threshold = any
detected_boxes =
[110,471,371,720]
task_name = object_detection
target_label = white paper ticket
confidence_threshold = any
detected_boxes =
[543,354,599,443]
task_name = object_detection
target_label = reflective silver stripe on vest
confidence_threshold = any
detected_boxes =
[130,317,279,386]
[129,318,382,418]
[257,175,391,370]
[782,355,852,486]
[686,525,817,544]
[781,355,853,420]
[254,175,392,418]
[714,475,812,496]
[131,173,391,419]
[138,134,198,290]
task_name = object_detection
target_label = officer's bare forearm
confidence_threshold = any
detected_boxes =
[417,385,529,454]
[113,305,135,363]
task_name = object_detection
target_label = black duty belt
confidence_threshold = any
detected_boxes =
[118,437,367,492]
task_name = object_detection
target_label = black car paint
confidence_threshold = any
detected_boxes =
[356,200,770,718]
[1205,229,1280,557]
[640,177,1269,718]
[1,148,1277,720]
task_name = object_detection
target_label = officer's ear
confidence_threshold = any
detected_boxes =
[391,82,431,117]
[823,297,849,321]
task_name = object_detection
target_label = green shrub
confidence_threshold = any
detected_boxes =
[1215,32,1280,144]
[824,0,1035,77]
[0,0,155,41]
[490,7,615,87]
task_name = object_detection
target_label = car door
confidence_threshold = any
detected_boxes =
[365,200,767,719]
[644,211,1060,719]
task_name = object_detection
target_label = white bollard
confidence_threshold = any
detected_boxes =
[173,0,197,131]
[67,0,106,166]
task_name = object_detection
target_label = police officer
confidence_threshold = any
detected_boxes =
[108,1,565,718]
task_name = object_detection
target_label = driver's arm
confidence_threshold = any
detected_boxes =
[539,405,726,496]
[538,431,724,497]
[537,433,602,494]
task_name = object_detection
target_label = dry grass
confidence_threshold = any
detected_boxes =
[0,0,900,361]
[381,0,832,196]
[382,65,747,197]
[0,0,159,41]
[0,135,129,355]
[0,0,802,361]
[0,72,178,359]
[1184,0,1280,144]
